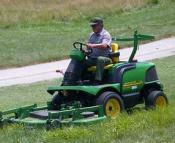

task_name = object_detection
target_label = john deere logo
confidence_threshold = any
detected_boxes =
[123,81,143,88]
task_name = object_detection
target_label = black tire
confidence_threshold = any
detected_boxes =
[145,90,168,109]
[96,91,124,118]
[50,94,63,110]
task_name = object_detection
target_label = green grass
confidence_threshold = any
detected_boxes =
[0,0,175,69]
[0,55,175,143]
[0,79,57,110]
[0,0,146,26]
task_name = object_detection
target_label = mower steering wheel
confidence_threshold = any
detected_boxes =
[73,42,87,50]
[73,41,93,54]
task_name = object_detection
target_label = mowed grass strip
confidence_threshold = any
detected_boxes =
[0,55,175,143]
[0,0,175,69]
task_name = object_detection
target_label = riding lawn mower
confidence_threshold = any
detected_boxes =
[0,31,168,129]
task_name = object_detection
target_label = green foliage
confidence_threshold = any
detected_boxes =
[0,79,60,110]
[0,125,44,143]
[42,107,175,143]
[0,0,146,26]
[44,127,93,142]
[147,0,159,5]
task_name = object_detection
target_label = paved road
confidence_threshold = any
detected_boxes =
[0,37,175,87]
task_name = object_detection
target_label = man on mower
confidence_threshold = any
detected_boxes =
[63,17,112,85]
[86,17,112,82]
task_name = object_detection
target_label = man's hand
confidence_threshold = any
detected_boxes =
[86,43,94,48]
[86,43,108,49]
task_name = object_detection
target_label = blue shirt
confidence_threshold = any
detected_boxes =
[88,28,112,58]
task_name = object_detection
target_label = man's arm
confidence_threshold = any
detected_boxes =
[87,32,111,49]
[86,43,108,49]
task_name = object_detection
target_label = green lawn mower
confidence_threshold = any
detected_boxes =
[0,31,168,129]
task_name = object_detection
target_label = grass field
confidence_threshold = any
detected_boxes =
[0,0,175,69]
[0,55,175,143]
[0,0,147,26]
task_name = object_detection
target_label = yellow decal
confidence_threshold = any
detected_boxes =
[123,81,143,88]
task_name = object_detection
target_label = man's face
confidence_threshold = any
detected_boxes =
[91,24,102,33]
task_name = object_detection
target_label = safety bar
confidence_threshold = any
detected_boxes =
[112,31,155,62]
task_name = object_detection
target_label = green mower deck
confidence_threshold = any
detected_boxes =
[0,103,106,129]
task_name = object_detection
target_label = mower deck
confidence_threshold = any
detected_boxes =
[0,104,106,129]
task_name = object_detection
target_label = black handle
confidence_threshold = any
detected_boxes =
[73,42,87,50]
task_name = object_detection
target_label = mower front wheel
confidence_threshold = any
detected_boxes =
[50,94,63,110]
[96,91,124,119]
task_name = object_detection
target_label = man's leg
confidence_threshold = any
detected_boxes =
[84,58,97,67]
[95,56,112,81]
[63,59,84,85]
[81,58,97,75]
[63,58,97,85]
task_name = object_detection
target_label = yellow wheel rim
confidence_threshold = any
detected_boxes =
[155,96,167,107]
[105,98,120,119]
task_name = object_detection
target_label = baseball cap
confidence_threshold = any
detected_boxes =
[89,17,103,26]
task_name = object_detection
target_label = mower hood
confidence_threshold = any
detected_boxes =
[47,84,120,95]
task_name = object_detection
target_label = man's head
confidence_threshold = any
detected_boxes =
[90,17,103,33]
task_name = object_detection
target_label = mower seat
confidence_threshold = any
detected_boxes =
[87,43,120,72]
[110,43,120,63]
[88,64,113,72]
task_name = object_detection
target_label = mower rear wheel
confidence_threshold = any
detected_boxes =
[145,91,168,108]
[96,91,124,119]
